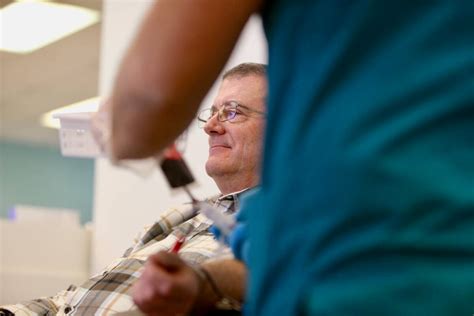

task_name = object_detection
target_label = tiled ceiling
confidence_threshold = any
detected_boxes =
[0,0,102,147]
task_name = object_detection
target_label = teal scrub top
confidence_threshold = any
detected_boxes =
[242,1,474,315]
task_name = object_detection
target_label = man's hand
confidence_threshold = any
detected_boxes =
[132,251,201,316]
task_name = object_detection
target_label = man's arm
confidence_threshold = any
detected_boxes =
[193,258,247,313]
[110,0,262,160]
[132,251,246,316]
[0,288,73,316]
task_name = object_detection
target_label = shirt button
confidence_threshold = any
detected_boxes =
[64,306,72,314]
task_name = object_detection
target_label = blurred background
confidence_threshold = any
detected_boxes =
[0,0,101,303]
[0,0,101,224]
[0,0,266,305]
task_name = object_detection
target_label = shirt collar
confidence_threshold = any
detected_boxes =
[215,187,253,214]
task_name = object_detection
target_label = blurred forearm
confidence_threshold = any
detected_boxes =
[110,0,261,160]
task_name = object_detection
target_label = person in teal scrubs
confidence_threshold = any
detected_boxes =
[237,1,474,315]
[109,1,474,315]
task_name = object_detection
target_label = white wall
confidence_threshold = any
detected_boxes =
[0,220,90,304]
[93,0,267,273]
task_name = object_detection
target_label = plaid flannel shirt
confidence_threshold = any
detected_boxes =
[1,190,246,316]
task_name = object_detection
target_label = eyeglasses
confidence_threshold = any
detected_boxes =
[197,101,265,128]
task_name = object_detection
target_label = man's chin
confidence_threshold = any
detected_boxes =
[205,160,230,178]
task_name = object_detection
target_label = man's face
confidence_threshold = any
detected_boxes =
[204,74,266,186]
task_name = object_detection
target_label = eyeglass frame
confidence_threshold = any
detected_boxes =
[197,100,265,128]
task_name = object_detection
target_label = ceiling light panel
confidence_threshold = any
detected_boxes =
[41,96,100,129]
[0,0,100,54]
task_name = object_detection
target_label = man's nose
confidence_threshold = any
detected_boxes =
[203,114,225,135]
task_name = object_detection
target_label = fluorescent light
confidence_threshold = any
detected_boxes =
[41,96,100,129]
[0,0,100,54]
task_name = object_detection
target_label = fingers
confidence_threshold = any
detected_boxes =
[132,251,200,316]
[148,251,182,271]
[229,223,248,262]
[90,97,112,156]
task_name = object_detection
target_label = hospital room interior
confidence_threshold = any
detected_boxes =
[2,1,473,315]
[0,0,267,305]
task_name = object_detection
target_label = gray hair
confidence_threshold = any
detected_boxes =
[222,62,267,80]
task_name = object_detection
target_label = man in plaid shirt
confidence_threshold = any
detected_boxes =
[0,62,267,316]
